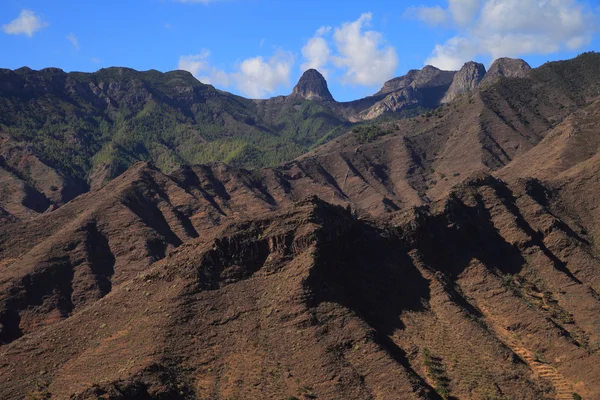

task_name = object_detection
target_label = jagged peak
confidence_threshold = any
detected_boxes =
[441,61,486,103]
[376,65,455,96]
[291,69,334,102]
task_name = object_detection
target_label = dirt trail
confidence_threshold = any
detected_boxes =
[480,306,574,400]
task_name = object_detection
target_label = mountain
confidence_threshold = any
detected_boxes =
[375,65,456,97]
[0,58,527,203]
[480,57,532,85]
[290,69,334,102]
[1,52,600,399]
[441,61,486,103]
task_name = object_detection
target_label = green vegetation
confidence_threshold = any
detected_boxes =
[572,393,583,400]
[352,124,393,144]
[422,347,451,399]
[531,52,600,104]
[0,67,350,183]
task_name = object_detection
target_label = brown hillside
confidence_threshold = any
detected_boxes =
[1,53,600,399]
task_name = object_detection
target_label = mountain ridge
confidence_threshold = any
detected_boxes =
[0,54,593,220]
[1,51,600,399]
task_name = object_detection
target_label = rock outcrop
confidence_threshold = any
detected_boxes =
[481,57,532,85]
[375,65,456,96]
[290,69,334,102]
[442,61,486,103]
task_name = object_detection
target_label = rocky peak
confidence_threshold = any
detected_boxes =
[291,69,334,102]
[376,66,455,96]
[481,57,531,85]
[442,61,486,103]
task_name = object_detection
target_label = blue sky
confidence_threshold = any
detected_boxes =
[1,0,599,101]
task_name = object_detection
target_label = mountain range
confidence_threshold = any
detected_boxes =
[0,52,600,399]
[0,56,533,216]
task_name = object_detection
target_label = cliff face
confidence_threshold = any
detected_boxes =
[375,65,456,96]
[442,61,487,103]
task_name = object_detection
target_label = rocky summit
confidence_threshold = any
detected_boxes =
[1,52,600,399]
[442,61,487,103]
[291,68,335,101]
[480,57,532,85]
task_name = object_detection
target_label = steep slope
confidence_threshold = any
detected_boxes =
[0,66,347,189]
[2,53,600,400]
[441,61,486,103]
[0,58,500,206]
[351,65,456,121]
[2,53,599,221]
[3,174,600,399]
[0,54,582,220]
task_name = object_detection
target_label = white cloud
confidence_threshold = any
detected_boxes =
[300,26,332,76]
[178,49,294,98]
[301,37,331,75]
[2,9,48,38]
[331,13,398,86]
[417,0,597,69]
[426,36,478,70]
[164,23,174,29]
[66,33,80,50]
[298,14,398,87]
[178,50,230,87]
[91,57,101,64]
[231,51,294,98]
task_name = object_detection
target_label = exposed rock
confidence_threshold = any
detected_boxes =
[358,87,423,120]
[481,57,531,85]
[376,65,456,96]
[290,69,334,101]
[442,61,486,103]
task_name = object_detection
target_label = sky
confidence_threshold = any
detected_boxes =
[1,0,599,101]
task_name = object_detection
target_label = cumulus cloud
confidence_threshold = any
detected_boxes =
[413,0,598,69]
[331,13,398,86]
[301,27,332,76]
[427,36,478,70]
[66,33,80,50]
[231,51,294,98]
[299,14,398,87]
[178,49,294,98]
[178,50,230,87]
[182,13,397,97]
[2,9,48,38]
